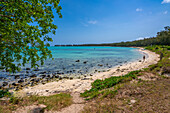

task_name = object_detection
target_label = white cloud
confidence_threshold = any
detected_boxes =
[136,37,144,40]
[162,0,170,4]
[163,11,168,14]
[81,22,88,27]
[136,37,149,40]
[136,8,143,12]
[87,20,97,24]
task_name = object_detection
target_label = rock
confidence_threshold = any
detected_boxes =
[130,99,136,104]
[18,79,24,83]
[57,72,62,75]
[98,64,103,67]
[0,77,5,79]
[59,77,63,80]
[35,78,40,83]
[14,75,20,79]
[63,76,69,79]
[26,68,31,70]
[39,71,46,74]
[69,77,73,80]
[139,60,142,62]
[34,68,39,71]
[12,82,17,86]
[81,78,90,80]
[30,74,36,78]
[116,69,120,71]
[47,75,51,78]
[41,74,46,78]
[55,75,60,78]
[30,78,35,82]
[2,82,8,86]
[75,60,80,62]
[83,61,87,64]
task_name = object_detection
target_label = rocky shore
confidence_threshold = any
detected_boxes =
[13,48,159,97]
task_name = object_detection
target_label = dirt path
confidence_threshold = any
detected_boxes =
[51,93,85,113]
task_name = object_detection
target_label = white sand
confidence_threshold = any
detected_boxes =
[15,48,159,97]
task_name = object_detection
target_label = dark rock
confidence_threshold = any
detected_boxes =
[0,77,4,79]
[26,68,31,70]
[30,74,36,78]
[33,68,39,71]
[139,60,142,62]
[98,64,103,67]
[81,78,90,80]
[55,75,60,78]
[18,79,24,83]
[41,74,46,78]
[69,77,73,80]
[83,61,87,64]
[35,78,40,83]
[116,69,120,71]
[59,77,63,80]
[39,71,46,74]
[30,79,35,82]
[3,82,8,86]
[12,82,17,86]
[14,75,20,79]
[57,72,62,75]
[75,60,80,62]
[47,75,51,78]
[63,76,69,79]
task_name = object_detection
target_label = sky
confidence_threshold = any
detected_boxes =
[50,0,170,45]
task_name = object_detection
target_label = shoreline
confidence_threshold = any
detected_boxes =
[15,48,159,97]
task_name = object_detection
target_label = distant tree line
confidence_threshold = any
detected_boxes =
[55,26,170,47]
[110,26,170,47]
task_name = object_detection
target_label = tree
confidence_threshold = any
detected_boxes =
[0,0,62,72]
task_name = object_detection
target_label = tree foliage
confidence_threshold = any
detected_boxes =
[0,0,62,72]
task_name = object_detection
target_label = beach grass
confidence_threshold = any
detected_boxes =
[80,70,141,100]
[0,93,72,112]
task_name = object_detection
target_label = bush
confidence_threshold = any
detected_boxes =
[0,90,11,98]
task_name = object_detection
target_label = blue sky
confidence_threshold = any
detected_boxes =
[50,0,170,45]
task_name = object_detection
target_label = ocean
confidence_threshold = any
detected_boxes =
[0,46,143,83]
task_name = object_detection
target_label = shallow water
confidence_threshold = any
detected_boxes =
[0,46,143,83]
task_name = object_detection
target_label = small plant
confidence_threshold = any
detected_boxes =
[0,90,11,98]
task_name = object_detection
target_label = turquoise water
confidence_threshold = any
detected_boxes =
[49,46,141,59]
[0,46,143,82]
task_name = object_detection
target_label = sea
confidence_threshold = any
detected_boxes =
[0,46,143,83]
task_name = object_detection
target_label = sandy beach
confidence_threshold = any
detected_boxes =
[15,48,159,97]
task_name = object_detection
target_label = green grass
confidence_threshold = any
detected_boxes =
[0,90,11,98]
[0,93,72,112]
[145,45,170,74]
[81,70,141,100]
